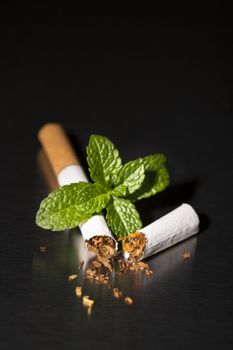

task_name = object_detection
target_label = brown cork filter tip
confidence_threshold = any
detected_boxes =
[38,123,80,177]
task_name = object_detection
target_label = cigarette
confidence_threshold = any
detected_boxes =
[122,203,199,261]
[38,123,118,261]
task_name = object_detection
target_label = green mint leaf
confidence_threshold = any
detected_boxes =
[109,173,121,187]
[114,159,145,195]
[106,197,142,238]
[36,182,109,231]
[75,182,111,212]
[129,154,169,201]
[86,135,123,187]
[37,208,92,231]
[111,184,128,197]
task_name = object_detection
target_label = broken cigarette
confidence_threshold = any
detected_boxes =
[38,123,118,260]
[122,203,199,261]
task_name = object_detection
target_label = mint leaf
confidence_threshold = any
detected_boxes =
[86,135,123,187]
[114,159,145,196]
[109,173,121,187]
[111,184,128,197]
[75,182,110,212]
[106,197,142,238]
[37,207,92,231]
[36,182,109,231]
[129,154,169,201]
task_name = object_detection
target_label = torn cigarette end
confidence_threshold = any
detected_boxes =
[86,235,117,271]
[123,204,199,261]
[82,295,94,307]
[122,232,147,261]
[118,231,143,241]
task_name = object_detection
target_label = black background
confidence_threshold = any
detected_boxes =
[1,8,233,350]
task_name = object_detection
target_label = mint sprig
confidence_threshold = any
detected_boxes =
[129,154,169,201]
[106,197,142,238]
[86,134,123,187]
[36,183,94,231]
[36,135,169,237]
[114,159,145,196]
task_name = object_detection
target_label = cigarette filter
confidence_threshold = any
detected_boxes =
[38,123,118,258]
[122,203,199,261]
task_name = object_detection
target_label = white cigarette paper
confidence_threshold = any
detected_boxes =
[123,203,199,261]
[57,164,117,246]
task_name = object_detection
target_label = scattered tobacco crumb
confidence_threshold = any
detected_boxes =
[86,268,109,284]
[68,274,78,281]
[40,244,46,253]
[75,286,82,297]
[113,288,123,298]
[129,261,149,271]
[79,261,84,271]
[124,296,133,305]
[97,255,112,271]
[86,268,96,280]
[92,260,102,268]
[119,261,129,273]
[182,252,191,260]
[85,236,117,272]
[119,260,153,276]
[82,295,94,307]
[97,274,109,284]
[68,261,84,282]
[71,252,154,312]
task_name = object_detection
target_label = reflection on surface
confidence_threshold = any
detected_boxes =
[32,227,197,318]
[37,149,59,191]
[151,236,197,278]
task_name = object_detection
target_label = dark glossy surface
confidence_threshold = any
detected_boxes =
[1,13,233,350]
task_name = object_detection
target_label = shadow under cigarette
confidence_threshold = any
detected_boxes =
[198,213,210,233]
[146,236,198,278]
[37,149,59,191]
